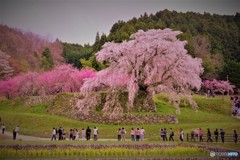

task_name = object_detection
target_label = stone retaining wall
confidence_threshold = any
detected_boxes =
[75,112,178,125]
[23,95,56,106]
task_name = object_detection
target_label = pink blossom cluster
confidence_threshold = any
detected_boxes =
[81,68,130,92]
[202,79,235,95]
[0,64,96,98]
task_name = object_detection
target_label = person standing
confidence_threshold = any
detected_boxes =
[58,127,63,140]
[198,128,203,142]
[220,129,225,143]
[82,128,86,140]
[13,125,19,140]
[69,129,73,140]
[160,129,164,141]
[163,128,168,141]
[169,128,174,141]
[130,128,135,141]
[140,127,145,141]
[206,128,212,142]
[135,128,140,141]
[86,126,91,140]
[214,129,219,143]
[233,130,238,144]
[72,128,77,140]
[13,129,16,140]
[62,129,66,140]
[76,129,79,140]
[117,128,121,141]
[93,127,98,141]
[191,130,195,141]
[179,129,184,142]
[121,128,126,141]
[51,128,56,141]
[1,124,5,134]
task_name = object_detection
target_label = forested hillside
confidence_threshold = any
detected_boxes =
[1,10,240,87]
[0,25,64,79]
[64,10,239,87]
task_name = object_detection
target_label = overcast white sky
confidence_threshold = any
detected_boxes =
[0,0,239,45]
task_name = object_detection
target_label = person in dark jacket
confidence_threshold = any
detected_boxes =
[206,128,213,142]
[214,129,219,142]
[58,127,63,140]
[233,130,238,144]
[86,126,91,140]
[220,129,225,143]
[169,128,174,141]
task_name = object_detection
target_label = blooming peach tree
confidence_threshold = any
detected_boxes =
[0,64,96,98]
[81,29,204,112]
[202,79,235,95]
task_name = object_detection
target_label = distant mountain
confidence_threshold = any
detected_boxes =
[0,25,64,79]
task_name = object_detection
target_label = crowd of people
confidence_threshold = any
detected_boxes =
[118,127,145,141]
[232,96,240,116]
[160,128,176,141]
[49,126,238,144]
[189,128,238,144]
[51,126,98,141]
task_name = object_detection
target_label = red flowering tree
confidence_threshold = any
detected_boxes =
[0,72,38,98]
[81,29,203,113]
[0,64,96,98]
[36,65,96,95]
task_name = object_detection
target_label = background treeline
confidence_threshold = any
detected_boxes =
[63,10,240,87]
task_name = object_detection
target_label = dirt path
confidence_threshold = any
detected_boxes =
[2,131,117,141]
[2,131,49,141]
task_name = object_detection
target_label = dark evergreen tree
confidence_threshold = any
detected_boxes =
[42,48,54,70]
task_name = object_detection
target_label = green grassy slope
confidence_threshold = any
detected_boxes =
[0,94,239,142]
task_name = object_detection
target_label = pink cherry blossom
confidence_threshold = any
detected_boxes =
[81,29,204,109]
[202,79,235,95]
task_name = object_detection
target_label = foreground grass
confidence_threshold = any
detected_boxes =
[0,137,239,151]
[0,146,209,159]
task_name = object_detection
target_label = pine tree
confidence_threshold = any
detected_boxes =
[42,48,54,70]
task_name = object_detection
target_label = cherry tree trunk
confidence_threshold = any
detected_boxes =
[76,90,157,119]
[128,90,157,112]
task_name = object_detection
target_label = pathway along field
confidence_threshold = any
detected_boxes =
[1,131,239,152]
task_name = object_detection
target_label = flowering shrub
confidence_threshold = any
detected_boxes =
[0,64,96,98]
[202,79,235,95]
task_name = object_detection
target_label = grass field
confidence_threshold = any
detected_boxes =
[0,146,209,159]
[0,93,239,151]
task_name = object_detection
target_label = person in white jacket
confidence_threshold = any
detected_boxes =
[93,127,98,141]
[179,128,184,142]
[140,127,145,141]
[51,128,56,141]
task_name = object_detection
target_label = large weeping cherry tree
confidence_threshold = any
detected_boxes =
[80,29,204,115]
